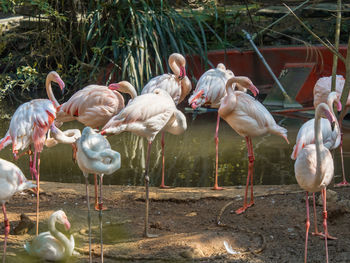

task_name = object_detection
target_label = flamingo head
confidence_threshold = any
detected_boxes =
[53,210,71,230]
[239,77,259,97]
[108,83,121,91]
[323,107,336,131]
[249,84,259,97]
[188,89,206,110]
[52,72,65,94]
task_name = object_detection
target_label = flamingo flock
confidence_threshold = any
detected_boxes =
[0,52,348,263]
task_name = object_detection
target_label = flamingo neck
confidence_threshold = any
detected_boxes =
[169,54,182,77]
[314,106,326,186]
[49,216,74,258]
[46,74,60,108]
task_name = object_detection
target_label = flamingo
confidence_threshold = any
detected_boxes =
[141,53,191,188]
[218,76,288,214]
[188,63,234,190]
[0,71,64,236]
[0,158,36,263]
[294,103,337,263]
[313,75,349,186]
[24,210,76,261]
[101,88,187,237]
[75,127,121,263]
[54,81,136,210]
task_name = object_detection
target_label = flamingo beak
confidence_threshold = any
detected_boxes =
[108,83,121,91]
[189,90,204,109]
[64,220,71,230]
[100,130,106,136]
[57,78,65,95]
[336,100,342,112]
[249,84,259,97]
[179,67,186,80]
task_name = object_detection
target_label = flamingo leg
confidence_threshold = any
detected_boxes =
[213,113,223,190]
[311,193,322,236]
[304,192,310,263]
[335,133,349,187]
[98,174,104,263]
[94,174,107,211]
[144,141,158,238]
[2,203,9,263]
[32,151,40,236]
[322,188,329,263]
[28,146,34,181]
[236,136,255,214]
[159,132,169,189]
[84,174,92,263]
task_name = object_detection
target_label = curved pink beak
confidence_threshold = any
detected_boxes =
[64,220,71,230]
[336,100,342,112]
[249,85,259,97]
[108,83,121,90]
[179,66,186,80]
[57,78,65,95]
[189,90,204,109]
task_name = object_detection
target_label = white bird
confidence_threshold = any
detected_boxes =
[0,158,36,262]
[291,91,341,160]
[313,75,348,186]
[75,127,121,263]
[141,53,191,188]
[24,210,76,262]
[101,88,187,237]
[218,76,288,214]
[294,103,337,263]
[188,63,235,190]
[0,71,64,236]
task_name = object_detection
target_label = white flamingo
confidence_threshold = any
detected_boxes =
[75,127,121,263]
[0,158,36,262]
[24,210,76,261]
[218,76,288,214]
[141,53,191,188]
[0,71,64,236]
[294,103,337,263]
[188,63,235,190]
[101,88,187,237]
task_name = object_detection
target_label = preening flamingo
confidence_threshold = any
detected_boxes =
[218,76,288,214]
[294,103,337,263]
[101,88,187,237]
[141,53,191,188]
[55,81,136,210]
[0,71,64,235]
[75,127,121,263]
[188,63,234,190]
[0,158,36,262]
[24,210,76,261]
[313,75,349,186]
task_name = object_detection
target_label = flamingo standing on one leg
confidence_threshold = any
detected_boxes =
[294,103,337,263]
[218,76,288,214]
[0,71,64,236]
[101,88,187,238]
[0,158,36,263]
[141,53,191,188]
[313,75,349,186]
[188,63,234,190]
[75,127,121,263]
[24,210,76,261]
[291,92,341,237]
[54,81,136,210]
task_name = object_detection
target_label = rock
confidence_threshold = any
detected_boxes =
[185,212,197,217]
[180,246,204,259]
[13,213,34,235]
[317,189,338,205]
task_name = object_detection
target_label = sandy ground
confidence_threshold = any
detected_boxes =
[2,181,350,262]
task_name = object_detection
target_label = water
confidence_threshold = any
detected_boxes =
[0,110,348,187]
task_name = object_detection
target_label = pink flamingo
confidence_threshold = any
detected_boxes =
[141,53,191,188]
[313,75,349,186]
[188,63,234,190]
[101,88,187,237]
[294,103,336,263]
[0,71,64,236]
[0,158,36,262]
[54,81,136,210]
[218,76,288,214]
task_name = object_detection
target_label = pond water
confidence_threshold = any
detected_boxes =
[0,109,348,187]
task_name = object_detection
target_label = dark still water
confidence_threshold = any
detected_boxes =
[0,111,348,187]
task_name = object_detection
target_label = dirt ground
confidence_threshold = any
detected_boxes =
[1,182,350,262]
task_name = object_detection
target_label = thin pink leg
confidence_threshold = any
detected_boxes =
[159,132,169,189]
[29,146,34,181]
[35,152,40,236]
[322,189,329,263]
[236,136,254,214]
[2,204,9,263]
[311,193,322,236]
[304,192,310,263]
[335,133,349,187]
[213,113,223,190]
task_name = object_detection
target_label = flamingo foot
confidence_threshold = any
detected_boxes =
[335,180,350,187]
[212,185,224,191]
[235,201,254,214]
[95,202,108,211]
[312,231,337,240]
[159,184,171,189]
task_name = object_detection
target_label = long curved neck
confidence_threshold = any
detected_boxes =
[225,77,239,95]
[118,81,137,99]
[314,106,326,186]
[49,217,74,257]
[169,54,183,77]
[46,73,60,108]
